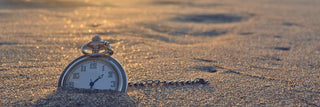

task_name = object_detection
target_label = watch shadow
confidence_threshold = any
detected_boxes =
[31,88,136,106]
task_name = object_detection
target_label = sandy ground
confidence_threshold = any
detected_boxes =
[0,0,320,106]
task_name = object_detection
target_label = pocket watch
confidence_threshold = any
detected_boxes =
[58,35,128,92]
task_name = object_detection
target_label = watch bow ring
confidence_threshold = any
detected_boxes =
[81,35,113,57]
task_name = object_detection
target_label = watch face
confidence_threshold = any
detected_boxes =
[62,58,119,90]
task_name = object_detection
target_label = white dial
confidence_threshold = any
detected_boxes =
[63,59,118,90]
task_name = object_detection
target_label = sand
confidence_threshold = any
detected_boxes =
[0,0,320,106]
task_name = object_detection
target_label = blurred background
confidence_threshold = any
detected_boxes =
[1,0,320,106]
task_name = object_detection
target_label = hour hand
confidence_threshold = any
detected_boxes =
[89,79,94,89]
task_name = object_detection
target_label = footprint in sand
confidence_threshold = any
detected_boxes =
[265,47,291,51]
[172,13,254,24]
[0,42,20,46]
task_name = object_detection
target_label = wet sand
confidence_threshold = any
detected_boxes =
[1,0,320,106]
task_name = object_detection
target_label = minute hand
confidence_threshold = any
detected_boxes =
[89,74,104,89]
[93,74,104,83]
